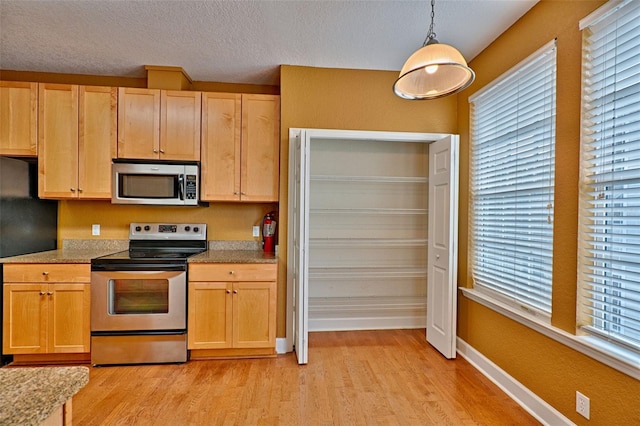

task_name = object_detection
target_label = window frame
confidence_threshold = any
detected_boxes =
[576,0,640,354]
[469,39,558,320]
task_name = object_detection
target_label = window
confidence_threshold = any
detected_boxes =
[469,41,557,315]
[578,0,640,352]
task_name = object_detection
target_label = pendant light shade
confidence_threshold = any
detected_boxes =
[393,0,475,100]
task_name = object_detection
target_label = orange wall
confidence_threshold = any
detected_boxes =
[58,201,276,242]
[456,1,639,424]
[278,65,457,336]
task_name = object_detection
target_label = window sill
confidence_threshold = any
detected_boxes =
[460,287,640,380]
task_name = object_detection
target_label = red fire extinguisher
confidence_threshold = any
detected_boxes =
[262,211,277,253]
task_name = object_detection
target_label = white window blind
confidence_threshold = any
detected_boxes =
[578,0,640,351]
[470,41,557,314]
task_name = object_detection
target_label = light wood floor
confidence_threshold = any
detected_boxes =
[72,329,540,425]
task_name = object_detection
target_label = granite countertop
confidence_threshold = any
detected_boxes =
[0,248,118,264]
[0,366,89,426]
[189,249,277,264]
[0,240,277,264]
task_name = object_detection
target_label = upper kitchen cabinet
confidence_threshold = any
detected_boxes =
[117,88,201,161]
[201,93,280,202]
[0,81,38,156]
[201,92,241,201]
[38,84,116,200]
[78,86,118,198]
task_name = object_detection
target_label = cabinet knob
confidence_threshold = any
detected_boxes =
[226,290,231,294]
[153,149,158,153]
[70,188,76,192]
[39,291,46,296]
[229,271,235,275]
[78,188,83,192]
[47,291,53,296]
[42,271,49,276]
[241,192,246,195]
[159,149,165,154]
[233,290,238,294]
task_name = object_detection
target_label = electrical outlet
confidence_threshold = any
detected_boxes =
[92,224,100,236]
[252,226,260,237]
[576,391,590,420]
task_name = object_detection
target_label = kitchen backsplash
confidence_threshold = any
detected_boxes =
[62,239,260,251]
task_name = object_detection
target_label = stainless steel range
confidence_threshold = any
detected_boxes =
[90,222,207,365]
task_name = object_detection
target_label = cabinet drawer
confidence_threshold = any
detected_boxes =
[3,264,90,283]
[189,263,276,282]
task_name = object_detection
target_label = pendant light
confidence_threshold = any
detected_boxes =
[393,0,475,100]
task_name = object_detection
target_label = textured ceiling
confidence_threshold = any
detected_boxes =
[0,0,538,86]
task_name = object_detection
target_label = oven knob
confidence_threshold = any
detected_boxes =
[193,227,199,233]
[144,225,150,231]
[135,226,141,232]
[185,226,191,231]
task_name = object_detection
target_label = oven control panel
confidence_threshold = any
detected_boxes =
[129,223,207,240]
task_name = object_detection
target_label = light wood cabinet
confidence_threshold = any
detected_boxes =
[38,84,116,199]
[78,86,118,198]
[2,264,91,355]
[118,88,201,160]
[188,263,277,355]
[0,81,38,156]
[201,93,280,202]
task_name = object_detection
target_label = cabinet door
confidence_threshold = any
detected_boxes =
[38,84,79,199]
[201,92,241,201]
[241,94,280,202]
[117,87,160,159]
[3,284,47,354]
[0,81,37,156]
[78,86,117,199]
[48,284,91,353]
[161,90,201,161]
[187,282,233,349]
[232,281,276,348]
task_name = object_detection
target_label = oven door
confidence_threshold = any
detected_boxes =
[91,270,186,332]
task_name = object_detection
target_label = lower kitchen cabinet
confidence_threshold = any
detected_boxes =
[2,264,91,359]
[188,263,277,358]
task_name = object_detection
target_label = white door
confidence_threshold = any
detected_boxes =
[426,135,459,359]
[288,129,458,364]
[288,129,310,364]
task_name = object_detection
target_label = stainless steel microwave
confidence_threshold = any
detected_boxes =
[112,160,200,206]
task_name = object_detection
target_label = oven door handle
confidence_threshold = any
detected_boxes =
[91,264,186,272]
[91,270,186,280]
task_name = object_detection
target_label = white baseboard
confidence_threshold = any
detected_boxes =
[276,338,288,354]
[308,296,426,331]
[457,338,574,426]
[309,316,425,331]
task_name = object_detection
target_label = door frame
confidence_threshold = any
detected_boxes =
[285,128,458,364]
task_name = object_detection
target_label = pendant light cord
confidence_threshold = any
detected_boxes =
[423,0,437,46]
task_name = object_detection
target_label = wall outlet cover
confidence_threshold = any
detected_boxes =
[576,391,590,420]
[92,224,100,236]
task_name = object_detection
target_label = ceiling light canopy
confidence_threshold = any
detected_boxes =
[394,0,475,100]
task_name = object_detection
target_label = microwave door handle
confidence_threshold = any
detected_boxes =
[178,174,185,200]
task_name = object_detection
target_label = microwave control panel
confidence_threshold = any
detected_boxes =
[185,175,197,200]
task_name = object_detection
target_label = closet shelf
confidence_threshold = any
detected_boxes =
[308,267,427,279]
[309,238,427,247]
[309,296,426,311]
[310,175,428,184]
[310,208,427,215]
